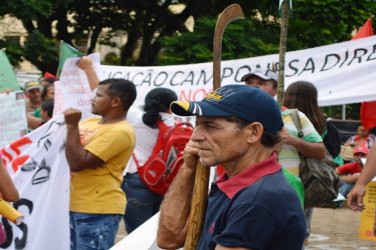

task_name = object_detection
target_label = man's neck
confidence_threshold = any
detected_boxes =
[98,112,126,124]
[222,147,274,178]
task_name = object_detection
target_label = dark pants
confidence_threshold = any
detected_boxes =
[121,173,163,234]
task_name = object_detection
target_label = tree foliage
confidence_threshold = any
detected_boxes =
[158,0,376,64]
[0,0,375,78]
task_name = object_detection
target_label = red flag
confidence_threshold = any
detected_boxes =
[354,18,376,129]
[361,101,376,130]
[352,17,373,40]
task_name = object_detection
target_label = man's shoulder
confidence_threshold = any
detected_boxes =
[114,119,134,130]
[234,171,300,209]
[81,117,134,136]
[241,171,287,194]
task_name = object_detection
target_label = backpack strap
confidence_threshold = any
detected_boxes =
[132,153,141,168]
[134,119,168,169]
[156,119,171,138]
[290,109,304,138]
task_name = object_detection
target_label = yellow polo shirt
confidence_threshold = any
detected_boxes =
[70,117,135,215]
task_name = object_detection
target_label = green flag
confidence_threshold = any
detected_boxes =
[57,40,84,77]
[0,50,20,91]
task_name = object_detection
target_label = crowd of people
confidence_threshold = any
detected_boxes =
[1,60,376,249]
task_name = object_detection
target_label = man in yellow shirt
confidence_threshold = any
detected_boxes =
[64,78,137,250]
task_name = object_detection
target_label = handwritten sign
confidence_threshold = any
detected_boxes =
[0,91,28,148]
[53,53,101,119]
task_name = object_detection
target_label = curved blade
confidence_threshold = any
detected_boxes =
[213,4,245,90]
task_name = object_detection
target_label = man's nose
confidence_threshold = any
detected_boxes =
[190,126,206,142]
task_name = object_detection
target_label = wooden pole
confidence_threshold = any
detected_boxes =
[277,0,290,105]
[183,163,210,249]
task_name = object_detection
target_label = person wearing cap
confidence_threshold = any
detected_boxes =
[157,85,306,250]
[23,81,43,114]
[241,68,279,96]
[347,144,376,208]
[241,68,325,175]
[242,69,325,247]
[336,145,368,199]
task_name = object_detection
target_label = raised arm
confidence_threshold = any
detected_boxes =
[63,108,104,172]
[157,139,198,249]
[77,56,100,91]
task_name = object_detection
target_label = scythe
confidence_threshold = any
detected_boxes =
[183,4,244,249]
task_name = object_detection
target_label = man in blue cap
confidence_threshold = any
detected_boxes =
[157,85,306,250]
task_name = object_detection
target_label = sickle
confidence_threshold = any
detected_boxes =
[184,4,244,249]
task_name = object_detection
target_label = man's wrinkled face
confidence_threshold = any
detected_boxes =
[191,116,249,167]
[244,75,277,97]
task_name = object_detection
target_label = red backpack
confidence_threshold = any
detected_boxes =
[134,120,194,195]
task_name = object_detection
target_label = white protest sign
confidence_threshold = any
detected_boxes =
[53,53,102,119]
[0,91,28,148]
[0,115,70,250]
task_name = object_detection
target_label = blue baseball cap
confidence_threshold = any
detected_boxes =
[171,84,283,134]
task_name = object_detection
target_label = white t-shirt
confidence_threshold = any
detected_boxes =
[123,108,175,175]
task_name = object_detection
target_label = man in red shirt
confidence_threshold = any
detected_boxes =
[337,145,369,198]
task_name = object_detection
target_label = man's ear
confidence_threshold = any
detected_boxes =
[111,97,122,108]
[246,122,264,143]
[271,87,278,97]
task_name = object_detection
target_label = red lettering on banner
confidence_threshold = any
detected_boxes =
[10,137,32,155]
[180,88,211,101]
[1,148,13,165]
[12,155,30,173]
[1,137,32,173]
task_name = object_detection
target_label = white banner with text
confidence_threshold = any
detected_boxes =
[100,35,376,108]
[0,116,70,250]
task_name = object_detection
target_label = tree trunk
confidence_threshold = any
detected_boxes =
[55,5,71,43]
[87,26,102,54]
[120,29,141,65]
[277,0,290,105]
